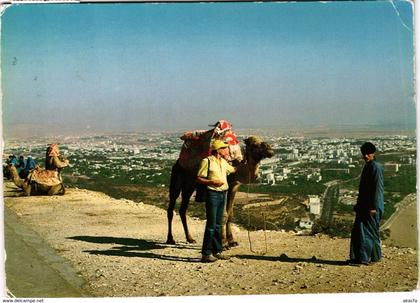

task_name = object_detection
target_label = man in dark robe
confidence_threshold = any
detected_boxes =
[349,142,384,265]
[17,155,27,179]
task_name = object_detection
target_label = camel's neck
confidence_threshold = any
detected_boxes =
[235,158,260,184]
[9,168,20,181]
[9,167,25,188]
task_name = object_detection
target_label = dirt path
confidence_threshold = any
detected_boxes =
[3,182,418,298]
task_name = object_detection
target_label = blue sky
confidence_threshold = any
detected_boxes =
[1,1,415,136]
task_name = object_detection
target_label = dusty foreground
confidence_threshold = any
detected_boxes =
[3,183,419,298]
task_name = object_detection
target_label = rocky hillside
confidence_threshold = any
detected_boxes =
[3,182,418,297]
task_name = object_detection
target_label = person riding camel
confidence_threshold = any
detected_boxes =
[44,144,69,194]
[45,143,69,183]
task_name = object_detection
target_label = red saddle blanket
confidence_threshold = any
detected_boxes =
[178,130,213,170]
[178,120,243,170]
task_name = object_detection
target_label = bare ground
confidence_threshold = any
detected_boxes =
[3,182,419,297]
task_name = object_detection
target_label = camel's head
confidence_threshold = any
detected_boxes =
[4,163,19,180]
[7,164,17,174]
[244,136,274,163]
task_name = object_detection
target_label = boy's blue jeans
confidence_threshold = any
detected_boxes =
[201,190,226,256]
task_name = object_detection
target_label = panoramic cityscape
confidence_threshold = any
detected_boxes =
[3,130,416,235]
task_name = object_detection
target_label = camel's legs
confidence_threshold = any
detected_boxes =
[179,186,196,243]
[48,184,64,196]
[223,182,241,248]
[167,162,197,244]
[23,183,31,196]
[166,163,182,244]
[166,190,181,244]
[166,199,178,244]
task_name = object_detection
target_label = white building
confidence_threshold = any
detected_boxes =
[384,162,400,173]
[133,146,140,154]
[299,217,314,229]
[308,195,321,216]
[266,173,276,185]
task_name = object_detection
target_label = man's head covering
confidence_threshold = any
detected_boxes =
[47,144,60,157]
[211,140,229,151]
[360,142,376,154]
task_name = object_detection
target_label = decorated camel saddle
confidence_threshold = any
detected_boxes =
[178,120,243,170]
[26,166,62,187]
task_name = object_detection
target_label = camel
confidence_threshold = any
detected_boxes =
[5,164,65,196]
[166,136,274,248]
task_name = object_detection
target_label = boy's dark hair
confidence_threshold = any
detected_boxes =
[360,142,376,154]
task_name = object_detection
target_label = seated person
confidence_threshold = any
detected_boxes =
[45,144,69,171]
[17,155,27,179]
[21,156,36,179]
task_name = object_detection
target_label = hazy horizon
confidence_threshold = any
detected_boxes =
[1,2,416,139]
[3,123,416,141]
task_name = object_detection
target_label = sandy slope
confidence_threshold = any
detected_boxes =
[381,194,417,249]
[3,183,418,297]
